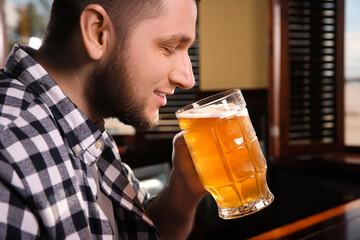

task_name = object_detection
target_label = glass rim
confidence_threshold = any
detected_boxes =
[175,88,244,116]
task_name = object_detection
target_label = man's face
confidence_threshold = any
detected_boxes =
[91,0,197,130]
[123,0,197,127]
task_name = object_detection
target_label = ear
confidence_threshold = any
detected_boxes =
[79,4,114,60]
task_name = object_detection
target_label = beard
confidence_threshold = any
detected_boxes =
[88,46,159,130]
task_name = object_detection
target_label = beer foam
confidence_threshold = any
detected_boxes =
[177,103,248,119]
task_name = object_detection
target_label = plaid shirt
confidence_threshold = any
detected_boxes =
[0,45,161,239]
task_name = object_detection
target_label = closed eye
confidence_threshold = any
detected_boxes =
[162,46,176,55]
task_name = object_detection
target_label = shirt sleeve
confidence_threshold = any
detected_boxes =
[0,180,41,239]
[103,131,154,209]
[121,163,155,209]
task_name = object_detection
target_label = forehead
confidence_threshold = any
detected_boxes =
[130,0,197,42]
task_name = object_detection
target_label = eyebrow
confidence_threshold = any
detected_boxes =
[157,34,197,46]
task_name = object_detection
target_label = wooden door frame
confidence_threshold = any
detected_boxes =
[268,0,345,161]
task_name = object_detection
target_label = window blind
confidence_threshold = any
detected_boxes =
[287,0,338,145]
[268,0,344,159]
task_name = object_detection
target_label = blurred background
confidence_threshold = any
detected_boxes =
[1,0,360,239]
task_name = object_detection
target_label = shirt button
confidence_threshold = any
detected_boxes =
[95,140,102,149]
[74,144,81,153]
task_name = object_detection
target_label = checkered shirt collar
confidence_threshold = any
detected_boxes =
[4,45,102,162]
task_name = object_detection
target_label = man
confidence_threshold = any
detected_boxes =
[0,0,207,239]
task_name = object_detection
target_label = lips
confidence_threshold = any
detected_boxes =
[154,90,168,106]
[155,91,166,97]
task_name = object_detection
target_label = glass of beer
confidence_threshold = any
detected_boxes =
[176,89,274,219]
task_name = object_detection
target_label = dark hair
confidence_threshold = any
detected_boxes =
[42,0,167,49]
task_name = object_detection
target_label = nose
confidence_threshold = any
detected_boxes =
[169,52,195,89]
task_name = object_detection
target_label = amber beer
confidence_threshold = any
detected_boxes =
[176,89,274,219]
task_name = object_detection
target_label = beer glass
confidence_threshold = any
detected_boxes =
[176,89,274,219]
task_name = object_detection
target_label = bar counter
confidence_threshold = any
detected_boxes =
[248,198,360,240]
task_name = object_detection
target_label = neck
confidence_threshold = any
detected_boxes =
[33,43,103,124]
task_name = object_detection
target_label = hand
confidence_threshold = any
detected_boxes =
[171,132,208,200]
[146,132,207,239]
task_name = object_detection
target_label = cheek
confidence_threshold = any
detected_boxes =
[129,51,172,88]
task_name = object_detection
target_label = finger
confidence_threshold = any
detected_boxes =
[173,132,187,147]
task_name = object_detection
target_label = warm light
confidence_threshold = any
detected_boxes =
[29,37,42,50]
